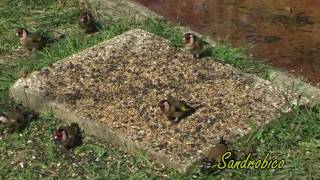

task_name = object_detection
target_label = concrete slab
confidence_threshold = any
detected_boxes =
[10,29,303,174]
[270,70,320,103]
[83,0,160,21]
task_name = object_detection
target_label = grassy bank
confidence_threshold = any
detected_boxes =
[0,0,319,179]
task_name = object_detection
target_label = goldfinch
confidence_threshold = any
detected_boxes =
[53,123,83,150]
[79,11,100,34]
[158,96,196,123]
[201,137,235,175]
[0,110,36,132]
[183,32,208,59]
[16,28,48,50]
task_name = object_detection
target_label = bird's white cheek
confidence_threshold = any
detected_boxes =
[0,117,8,123]
[164,104,170,112]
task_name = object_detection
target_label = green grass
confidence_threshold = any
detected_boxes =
[0,0,319,179]
[211,42,272,79]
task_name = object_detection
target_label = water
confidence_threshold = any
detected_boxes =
[134,0,320,85]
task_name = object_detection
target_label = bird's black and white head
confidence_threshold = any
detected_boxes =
[219,136,227,147]
[16,28,28,39]
[158,99,171,113]
[183,32,196,46]
[53,129,68,142]
[0,112,8,124]
[79,12,92,24]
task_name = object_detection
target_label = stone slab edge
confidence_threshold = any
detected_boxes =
[9,79,194,174]
[85,0,320,103]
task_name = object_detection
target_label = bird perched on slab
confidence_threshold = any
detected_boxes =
[53,123,83,151]
[183,32,209,59]
[201,137,234,175]
[158,96,196,123]
[0,110,36,132]
[79,11,100,34]
[16,28,49,51]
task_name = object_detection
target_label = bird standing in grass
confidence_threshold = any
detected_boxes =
[183,32,209,59]
[53,123,83,151]
[79,11,100,34]
[0,110,36,132]
[158,96,196,123]
[201,137,233,175]
[16,28,48,51]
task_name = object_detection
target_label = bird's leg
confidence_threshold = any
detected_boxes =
[58,144,68,154]
[7,128,15,134]
[193,53,200,59]
[173,116,181,124]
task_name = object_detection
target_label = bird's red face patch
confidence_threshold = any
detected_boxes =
[158,100,167,111]
[80,13,91,23]
[159,100,170,112]
[80,15,88,23]
[53,130,65,141]
[16,28,24,38]
[184,33,192,44]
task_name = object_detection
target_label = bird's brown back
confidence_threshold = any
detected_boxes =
[206,143,228,162]
[62,124,82,149]
[2,111,25,128]
[20,33,44,49]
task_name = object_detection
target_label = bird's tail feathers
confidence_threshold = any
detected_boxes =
[47,29,66,43]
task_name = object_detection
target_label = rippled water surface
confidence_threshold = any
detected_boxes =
[134,0,320,85]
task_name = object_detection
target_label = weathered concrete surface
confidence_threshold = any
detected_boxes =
[83,0,160,21]
[270,71,320,103]
[9,29,305,174]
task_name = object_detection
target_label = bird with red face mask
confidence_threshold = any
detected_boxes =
[53,123,83,151]
[158,96,196,123]
[0,110,36,132]
[15,28,64,51]
[183,32,209,59]
[16,28,47,51]
[79,11,100,34]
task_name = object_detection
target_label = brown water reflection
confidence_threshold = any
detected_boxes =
[134,0,320,85]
